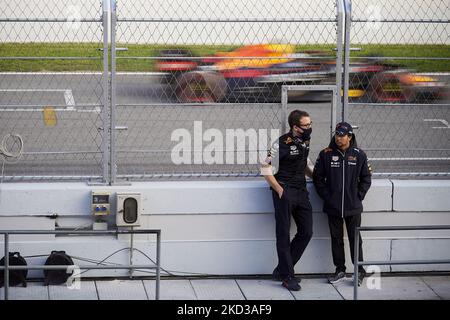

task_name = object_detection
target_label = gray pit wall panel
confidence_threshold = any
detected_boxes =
[0,180,393,216]
[0,179,449,276]
[391,238,450,272]
[392,180,450,212]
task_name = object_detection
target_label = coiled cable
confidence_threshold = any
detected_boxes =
[0,133,24,200]
[0,133,24,163]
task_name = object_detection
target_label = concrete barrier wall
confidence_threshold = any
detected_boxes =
[0,179,449,278]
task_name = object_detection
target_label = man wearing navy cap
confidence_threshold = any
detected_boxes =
[313,122,372,286]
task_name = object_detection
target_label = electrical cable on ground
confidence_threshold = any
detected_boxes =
[23,247,224,278]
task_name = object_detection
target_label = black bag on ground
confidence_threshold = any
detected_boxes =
[0,252,28,288]
[44,251,74,286]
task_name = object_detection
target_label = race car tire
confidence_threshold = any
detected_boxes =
[175,71,228,103]
[368,73,408,103]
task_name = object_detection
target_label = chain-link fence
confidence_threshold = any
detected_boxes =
[0,0,108,182]
[112,0,341,180]
[346,0,450,176]
[0,0,449,182]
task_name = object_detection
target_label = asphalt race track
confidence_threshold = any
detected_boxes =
[1,73,449,180]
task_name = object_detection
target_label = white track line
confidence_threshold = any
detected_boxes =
[0,88,100,113]
[0,72,165,76]
[0,108,100,113]
[0,89,69,91]
[423,119,450,129]
[64,89,75,109]
[420,73,450,76]
[0,108,67,112]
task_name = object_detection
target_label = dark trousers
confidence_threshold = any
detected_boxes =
[272,186,313,279]
[327,214,364,273]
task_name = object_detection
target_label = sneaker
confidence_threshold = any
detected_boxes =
[356,271,366,287]
[272,267,301,283]
[328,271,346,284]
[349,270,366,286]
[282,277,301,291]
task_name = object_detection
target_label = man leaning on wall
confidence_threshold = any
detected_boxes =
[261,110,315,291]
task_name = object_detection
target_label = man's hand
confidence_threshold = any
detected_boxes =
[276,186,284,199]
[262,165,284,199]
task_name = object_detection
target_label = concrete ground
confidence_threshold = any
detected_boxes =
[1,275,449,300]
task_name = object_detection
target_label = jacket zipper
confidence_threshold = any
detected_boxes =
[337,149,345,218]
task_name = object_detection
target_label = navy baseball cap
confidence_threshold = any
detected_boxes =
[335,122,353,136]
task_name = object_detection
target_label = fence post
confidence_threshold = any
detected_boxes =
[342,0,352,122]
[110,0,118,185]
[101,0,111,185]
[156,231,161,300]
[4,234,9,300]
[354,227,360,300]
[336,0,345,126]
[281,86,288,134]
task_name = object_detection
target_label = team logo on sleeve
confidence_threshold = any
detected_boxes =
[261,142,280,176]
[268,142,279,158]
[284,137,293,144]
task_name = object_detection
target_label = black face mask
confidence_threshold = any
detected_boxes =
[300,128,312,141]
[293,128,312,145]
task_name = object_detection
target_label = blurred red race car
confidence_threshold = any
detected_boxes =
[156,44,336,103]
[347,60,449,103]
[155,44,449,103]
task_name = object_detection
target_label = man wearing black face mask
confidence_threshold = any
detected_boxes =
[261,110,314,291]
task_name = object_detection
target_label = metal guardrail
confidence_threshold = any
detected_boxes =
[0,229,161,300]
[353,225,450,300]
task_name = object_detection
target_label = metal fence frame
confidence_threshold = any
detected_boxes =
[281,84,338,136]
[0,0,110,183]
[0,229,161,300]
[344,0,450,176]
[342,0,351,121]
[107,0,346,184]
[1,0,448,182]
[102,0,112,185]
[353,225,450,300]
